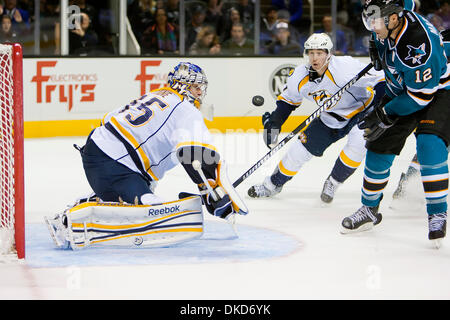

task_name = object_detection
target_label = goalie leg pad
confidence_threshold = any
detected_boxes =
[45,196,204,249]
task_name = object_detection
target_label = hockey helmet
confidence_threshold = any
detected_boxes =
[168,62,208,107]
[362,0,404,32]
[303,33,333,56]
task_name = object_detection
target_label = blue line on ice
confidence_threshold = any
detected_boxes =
[25,220,300,268]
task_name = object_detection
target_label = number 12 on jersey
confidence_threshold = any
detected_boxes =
[415,68,432,83]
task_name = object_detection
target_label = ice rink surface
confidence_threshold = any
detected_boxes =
[2,132,450,300]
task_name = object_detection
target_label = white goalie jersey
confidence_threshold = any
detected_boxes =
[278,56,385,129]
[91,87,215,182]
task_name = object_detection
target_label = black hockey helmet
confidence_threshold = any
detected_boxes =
[362,0,404,32]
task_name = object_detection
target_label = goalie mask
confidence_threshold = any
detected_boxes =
[362,0,404,33]
[168,62,208,108]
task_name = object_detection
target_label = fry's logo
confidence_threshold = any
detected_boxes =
[31,61,97,111]
[135,60,168,95]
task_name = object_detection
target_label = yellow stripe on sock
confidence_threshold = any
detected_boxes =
[278,160,298,177]
[339,151,361,169]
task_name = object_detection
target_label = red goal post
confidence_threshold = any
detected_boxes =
[0,43,25,259]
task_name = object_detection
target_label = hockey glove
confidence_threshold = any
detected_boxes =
[369,34,383,71]
[198,183,234,219]
[358,103,397,142]
[262,112,280,149]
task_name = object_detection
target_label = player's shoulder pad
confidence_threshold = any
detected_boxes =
[328,55,363,74]
[396,11,433,68]
[284,64,309,92]
[292,64,309,78]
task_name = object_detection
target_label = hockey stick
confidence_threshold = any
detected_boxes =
[232,63,374,188]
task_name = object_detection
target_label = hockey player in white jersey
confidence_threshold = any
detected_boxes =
[248,33,385,203]
[45,62,248,250]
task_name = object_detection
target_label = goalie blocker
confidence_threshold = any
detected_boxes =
[177,145,248,219]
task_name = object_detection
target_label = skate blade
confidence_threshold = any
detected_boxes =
[340,223,374,235]
[431,238,443,249]
[225,213,239,239]
[44,216,71,249]
[44,216,65,248]
[319,200,332,208]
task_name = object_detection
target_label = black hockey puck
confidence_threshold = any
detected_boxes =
[252,95,264,107]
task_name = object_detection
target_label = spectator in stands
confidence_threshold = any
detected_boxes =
[188,25,221,55]
[436,2,450,30]
[260,5,278,49]
[220,6,253,43]
[413,0,421,12]
[419,0,440,16]
[1,0,29,26]
[264,21,301,55]
[277,9,304,45]
[69,12,99,56]
[0,14,19,43]
[219,6,240,42]
[164,0,179,26]
[70,0,97,29]
[428,13,446,31]
[39,0,60,55]
[205,0,224,32]
[140,7,178,55]
[0,0,29,46]
[221,22,254,56]
[185,4,207,50]
[236,0,254,30]
[317,15,348,55]
[128,0,155,41]
[271,0,307,30]
[345,0,366,39]
[336,10,355,53]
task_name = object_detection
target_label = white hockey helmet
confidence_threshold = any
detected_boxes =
[168,62,208,108]
[303,33,333,57]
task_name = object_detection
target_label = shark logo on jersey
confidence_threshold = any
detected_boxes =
[405,43,426,65]
[309,89,341,110]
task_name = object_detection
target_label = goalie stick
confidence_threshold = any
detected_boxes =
[232,63,374,188]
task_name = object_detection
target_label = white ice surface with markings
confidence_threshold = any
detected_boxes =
[1,132,449,300]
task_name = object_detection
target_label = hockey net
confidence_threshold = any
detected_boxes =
[0,43,24,260]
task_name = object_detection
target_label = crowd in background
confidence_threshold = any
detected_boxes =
[0,0,449,56]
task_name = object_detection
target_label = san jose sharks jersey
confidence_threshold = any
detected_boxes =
[373,10,450,116]
[90,87,215,182]
[277,55,385,129]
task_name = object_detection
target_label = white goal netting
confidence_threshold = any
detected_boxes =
[0,44,16,255]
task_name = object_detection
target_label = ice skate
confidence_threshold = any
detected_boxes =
[248,176,282,198]
[428,213,447,249]
[392,167,420,200]
[320,175,340,204]
[341,204,382,234]
[44,212,71,249]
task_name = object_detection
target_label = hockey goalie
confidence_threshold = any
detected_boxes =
[45,62,248,250]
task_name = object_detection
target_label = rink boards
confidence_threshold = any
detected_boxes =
[22,56,371,137]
